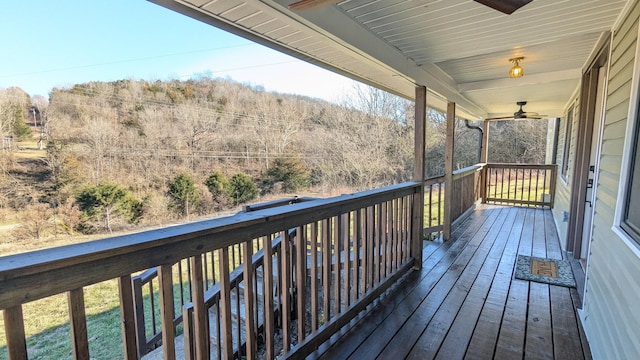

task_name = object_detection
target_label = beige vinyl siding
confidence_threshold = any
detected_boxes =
[551,95,580,248]
[583,0,640,358]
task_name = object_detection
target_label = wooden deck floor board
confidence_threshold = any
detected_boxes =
[464,207,526,359]
[318,205,591,360]
[350,208,498,359]
[525,282,553,359]
[407,207,517,360]
[371,208,506,360]
[429,208,519,360]
[550,285,585,359]
[315,205,493,360]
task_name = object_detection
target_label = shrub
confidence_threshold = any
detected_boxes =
[264,157,311,193]
[167,173,200,218]
[228,173,258,205]
[205,172,230,203]
[76,182,143,233]
[12,203,52,240]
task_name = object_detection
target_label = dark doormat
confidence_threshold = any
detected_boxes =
[514,255,576,288]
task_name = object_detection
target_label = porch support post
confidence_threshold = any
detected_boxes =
[480,119,489,203]
[412,85,426,269]
[481,119,489,163]
[443,102,456,240]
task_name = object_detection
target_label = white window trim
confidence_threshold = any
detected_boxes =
[560,104,575,184]
[613,22,640,259]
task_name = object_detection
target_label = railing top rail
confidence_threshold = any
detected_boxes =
[453,164,484,175]
[453,164,484,180]
[0,181,420,308]
[486,163,558,169]
[424,175,445,186]
[242,196,316,212]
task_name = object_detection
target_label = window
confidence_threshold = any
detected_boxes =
[621,107,640,244]
[561,105,574,179]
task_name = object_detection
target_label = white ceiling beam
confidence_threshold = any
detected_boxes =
[458,69,583,92]
[265,0,487,118]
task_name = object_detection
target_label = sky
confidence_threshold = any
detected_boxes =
[0,0,357,102]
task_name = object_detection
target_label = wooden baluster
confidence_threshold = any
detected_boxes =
[4,306,27,360]
[507,168,512,202]
[537,168,543,205]
[203,251,209,291]
[322,218,331,321]
[427,184,439,227]
[182,305,194,360]
[218,248,233,360]
[438,182,443,228]
[281,230,291,352]
[296,225,306,342]
[210,251,217,285]
[366,206,374,291]
[550,165,557,208]
[177,261,185,307]
[68,288,90,360]
[520,168,525,202]
[374,203,382,284]
[527,168,533,204]
[190,255,208,360]
[383,202,390,277]
[263,235,275,360]
[310,222,319,331]
[118,275,139,360]
[333,215,341,315]
[500,168,504,200]
[342,213,351,307]
[355,209,363,298]
[395,198,401,269]
[149,280,157,337]
[158,264,176,360]
[390,200,396,270]
[404,196,410,262]
[131,277,146,357]
[243,241,257,359]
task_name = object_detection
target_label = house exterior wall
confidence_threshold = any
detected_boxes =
[582,1,640,358]
[551,92,580,250]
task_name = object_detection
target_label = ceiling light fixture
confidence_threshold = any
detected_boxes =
[509,57,525,78]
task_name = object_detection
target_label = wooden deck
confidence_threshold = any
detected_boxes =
[313,204,591,360]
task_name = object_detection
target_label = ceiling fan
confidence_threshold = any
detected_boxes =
[289,0,532,14]
[485,101,548,121]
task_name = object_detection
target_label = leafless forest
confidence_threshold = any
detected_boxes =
[0,78,548,241]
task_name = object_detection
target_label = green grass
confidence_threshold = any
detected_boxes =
[0,273,194,360]
[0,280,123,360]
[486,178,549,202]
[423,187,445,232]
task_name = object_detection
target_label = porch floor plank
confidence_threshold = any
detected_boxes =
[317,205,591,360]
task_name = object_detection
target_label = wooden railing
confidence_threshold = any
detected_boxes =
[0,182,421,360]
[451,165,484,222]
[423,165,483,239]
[422,163,554,241]
[483,163,557,208]
[423,175,445,237]
[130,197,315,356]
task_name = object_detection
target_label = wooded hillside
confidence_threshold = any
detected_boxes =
[0,78,548,242]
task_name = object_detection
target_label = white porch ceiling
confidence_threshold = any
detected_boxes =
[149,0,630,119]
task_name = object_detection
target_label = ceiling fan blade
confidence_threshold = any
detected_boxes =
[486,115,548,121]
[289,0,340,10]
[473,0,533,15]
[485,116,517,121]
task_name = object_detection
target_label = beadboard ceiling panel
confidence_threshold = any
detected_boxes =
[150,0,631,118]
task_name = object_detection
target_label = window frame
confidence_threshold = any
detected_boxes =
[620,111,640,244]
[614,23,640,257]
[561,105,574,181]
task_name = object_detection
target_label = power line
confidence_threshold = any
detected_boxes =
[0,43,260,78]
